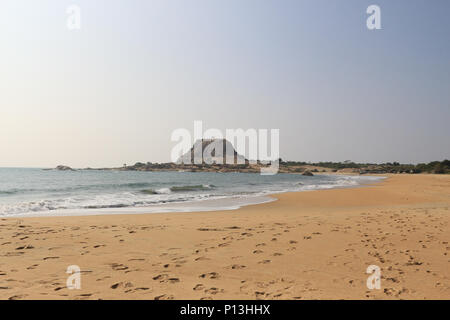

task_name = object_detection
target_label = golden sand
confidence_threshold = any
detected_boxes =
[0,174,449,300]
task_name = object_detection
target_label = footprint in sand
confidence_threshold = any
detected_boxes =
[153,274,180,283]
[204,287,224,295]
[9,294,28,300]
[193,284,205,291]
[125,287,150,293]
[110,263,128,271]
[26,264,39,270]
[241,232,253,237]
[195,256,210,261]
[272,252,283,256]
[218,243,230,247]
[111,282,134,289]
[154,294,174,300]
[229,264,246,270]
[200,272,220,279]
[152,274,168,281]
[74,293,93,300]
[15,245,34,250]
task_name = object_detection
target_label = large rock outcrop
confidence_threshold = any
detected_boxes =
[177,139,247,165]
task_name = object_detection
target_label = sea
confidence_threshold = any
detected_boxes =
[0,168,383,217]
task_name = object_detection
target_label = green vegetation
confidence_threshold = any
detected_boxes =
[119,159,450,174]
[280,160,450,174]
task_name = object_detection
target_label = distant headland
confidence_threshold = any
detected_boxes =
[47,139,450,175]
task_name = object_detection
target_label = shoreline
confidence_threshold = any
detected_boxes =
[1,173,384,219]
[4,195,277,219]
[0,174,449,299]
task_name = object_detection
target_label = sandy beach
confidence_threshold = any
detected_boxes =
[0,174,449,300]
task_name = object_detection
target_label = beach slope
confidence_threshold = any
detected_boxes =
[0,174,449,300]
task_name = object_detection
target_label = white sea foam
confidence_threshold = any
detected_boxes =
[155,188,172,194]
[0,168,384,217]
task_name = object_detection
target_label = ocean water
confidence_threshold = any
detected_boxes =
[0,168,383,217]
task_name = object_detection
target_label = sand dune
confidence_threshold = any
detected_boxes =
[0,174,449,300]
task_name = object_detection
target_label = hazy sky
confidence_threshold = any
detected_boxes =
[1,0,449,167]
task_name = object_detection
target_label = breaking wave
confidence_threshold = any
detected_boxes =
[0,169,384,217]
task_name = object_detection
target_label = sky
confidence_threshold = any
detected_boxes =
[0,0,449,168]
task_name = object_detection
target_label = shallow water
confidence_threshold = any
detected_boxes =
[0,168,383,217]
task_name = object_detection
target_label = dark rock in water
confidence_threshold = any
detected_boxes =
[55,165,75,171]
[302,171,314,176]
